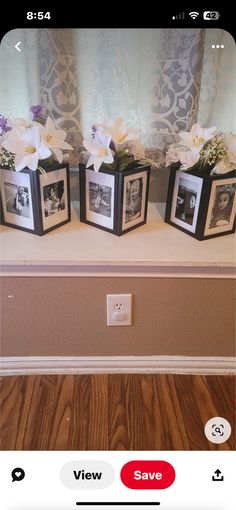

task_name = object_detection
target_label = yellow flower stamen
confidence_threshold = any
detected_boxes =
[118,133,128,143]
[99,148,108,157]
[192,135,205,147]
[25,146,36,154]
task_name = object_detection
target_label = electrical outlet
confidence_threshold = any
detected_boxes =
[106,294,132,326]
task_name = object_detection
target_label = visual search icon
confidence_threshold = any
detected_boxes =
[204,417,232,444]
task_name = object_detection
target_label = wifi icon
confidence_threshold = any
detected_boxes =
[189,11,199,19]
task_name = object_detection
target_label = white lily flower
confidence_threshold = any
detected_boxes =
[225,133,236,164]
[83,130,114,171]
[40,117,73,163]
[129,141,146,160]
[3,117,29,142]
[165,145,181,167]
[3,126,52,171]
[99,117,139,147]
[8,117,29,130]
[211,133,236,175]
[179,150,200,170]
[210,158,235,175]
[179,124,217,151]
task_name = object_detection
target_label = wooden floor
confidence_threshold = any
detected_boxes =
[0,374,235,450]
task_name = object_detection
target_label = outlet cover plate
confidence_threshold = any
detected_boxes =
[106,294,132,326]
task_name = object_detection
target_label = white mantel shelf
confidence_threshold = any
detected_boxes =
[0,202,235,278]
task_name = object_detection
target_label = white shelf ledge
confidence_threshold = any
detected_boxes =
[0,202,235,278]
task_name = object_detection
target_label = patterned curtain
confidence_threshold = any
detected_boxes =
[1,28,235,168]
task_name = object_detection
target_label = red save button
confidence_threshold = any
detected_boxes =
[120,461,175,489]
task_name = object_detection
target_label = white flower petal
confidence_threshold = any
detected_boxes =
[179,132,193,145]
[191,124,204,137]
[51,147,63,163]
[22,126,41,149]
[83,140,100,155]
[103,151,114,164]
[211,158,234,175]
[179,150,199,170]
[204,126,217,140]
[225,133,236,164]
[14,155,29,172]
[52,129,67,141]
[86,154,97,169]
[15,153,39,172]
[86,154,104,171]
[45,117,55,133]
[25,153,39,171]
[3,138,26,154]
[95,130,111,148]
[179,124,217,149]
[94,158,103,171]
[38,146,52,160]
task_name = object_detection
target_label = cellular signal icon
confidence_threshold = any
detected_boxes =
[172,12,185,20]
[189,11,199,19]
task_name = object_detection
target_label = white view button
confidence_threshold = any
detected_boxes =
[60,461,115,489]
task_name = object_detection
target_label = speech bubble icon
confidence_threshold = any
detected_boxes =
[11,468,25,482]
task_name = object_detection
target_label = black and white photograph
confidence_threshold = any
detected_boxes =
[170,171,203,234]
[0,168,35,230]
[122,171,147,232]
[204,178,236,236]
[4,182,30,218]
[124,177,143,224]
[85,169,115,230]
[43,180,65,218]
[39,166,70,232]
[175,182,197,226]
[88,182,112,217]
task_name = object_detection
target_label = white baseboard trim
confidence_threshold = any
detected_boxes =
[0,356,235,376]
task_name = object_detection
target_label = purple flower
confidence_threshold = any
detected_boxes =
[30,105,43,116]
[0,115,11,135]
[30,105,46,123]
[91,125,97,138]
[109,139,116,152]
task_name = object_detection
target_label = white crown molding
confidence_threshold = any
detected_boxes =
[0,356,235,376]
[1,261,235,278]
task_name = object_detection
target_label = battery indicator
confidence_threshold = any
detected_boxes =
[203,11,220,20]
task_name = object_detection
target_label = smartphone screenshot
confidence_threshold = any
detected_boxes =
[0,7,235,510]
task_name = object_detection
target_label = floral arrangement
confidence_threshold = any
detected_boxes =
[0,106,73,173]
[82,117,159,172]
[165,123,236,175]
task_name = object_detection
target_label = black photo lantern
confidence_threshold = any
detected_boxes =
[0,162,71,235]
[165,164,236,240]
[79,162,151,236]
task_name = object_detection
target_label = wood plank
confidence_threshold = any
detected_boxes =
[0,374,235,450]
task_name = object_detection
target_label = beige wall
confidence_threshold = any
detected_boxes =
[1,277,235,357]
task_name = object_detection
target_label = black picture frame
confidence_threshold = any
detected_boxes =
[79,162,150,236]
[0,162,71,235]
[165,164,236,240]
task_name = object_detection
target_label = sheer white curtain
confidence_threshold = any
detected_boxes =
[1,28,235,167]
[197,29,236,132]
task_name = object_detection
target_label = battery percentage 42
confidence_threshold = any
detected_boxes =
[203,11,220,20]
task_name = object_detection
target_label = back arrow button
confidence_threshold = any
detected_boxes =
[15,42,21,52]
